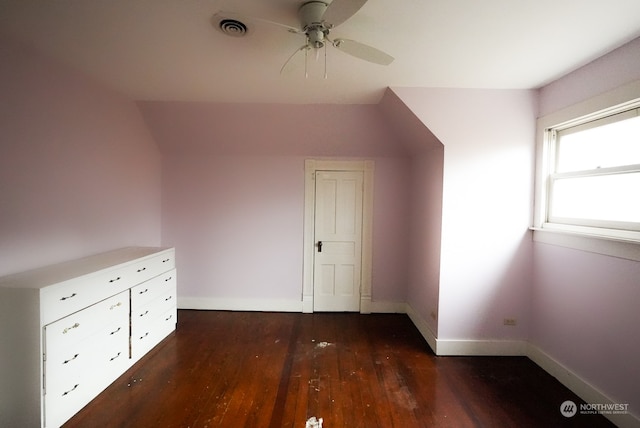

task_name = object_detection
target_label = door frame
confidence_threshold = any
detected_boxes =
[302,159,374,314]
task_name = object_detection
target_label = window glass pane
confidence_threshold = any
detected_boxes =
[550,172,640,223]
[556,115,640,173]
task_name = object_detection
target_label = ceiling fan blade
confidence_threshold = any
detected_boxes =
[332,38,394,65]
[322,0,368,27]
[280,44,310,75]
[213,11,302,34]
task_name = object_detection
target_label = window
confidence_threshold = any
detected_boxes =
[542,100,640,241]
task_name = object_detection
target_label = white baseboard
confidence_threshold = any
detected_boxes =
[527,344,640,428]
[404,305,527,356]
[405,303,437,353]
[178,297,406,315]
[178,297,303,312]
[436,339,528,356]
[406,303,527,356]
[360,296,372,314]
[302,295,313,313]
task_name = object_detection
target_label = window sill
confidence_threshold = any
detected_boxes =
[531,227,640,262]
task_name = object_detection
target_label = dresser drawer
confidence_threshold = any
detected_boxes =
[44,291,129,356]
[132,289,176,335]
[45,377,93,428]
[93,249,175,297]
[132,306,177,361]
[131,286,177,362]
[44,321,130,428]
[40,249,175,325]
[45,317,129,396]
[131,269,176,309]
[128,249,175,284]
[40,273,130,326]
[162,307,177,327]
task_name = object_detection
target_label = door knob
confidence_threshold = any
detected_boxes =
[317,241,323,252]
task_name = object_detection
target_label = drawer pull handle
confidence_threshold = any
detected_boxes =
[110,327,122,335]
[165,314,173,321]
[138,288,149,295]
[165,295,173,301]
[63,354,79,364]
[139,310,149,317]
[162,258,170,263]
[109,276,121,283]
[110,352,122,361]
[63,323,80,334]
[140,332,149,340]
[60,293,77,301]
[62,384,79,396]
[110,302,123,310]
[164,277,172,282]
[137,267,147,273]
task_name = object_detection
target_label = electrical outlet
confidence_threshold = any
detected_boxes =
[503,318,517,326]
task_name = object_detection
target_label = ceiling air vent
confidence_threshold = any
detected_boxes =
[217,18,249,37]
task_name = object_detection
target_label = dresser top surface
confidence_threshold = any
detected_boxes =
[0,247,173,290]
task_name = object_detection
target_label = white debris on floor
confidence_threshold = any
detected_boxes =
[305,416,323,428]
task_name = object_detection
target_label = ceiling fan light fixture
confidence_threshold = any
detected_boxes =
[308,28,326,48]
[215,0,394,77]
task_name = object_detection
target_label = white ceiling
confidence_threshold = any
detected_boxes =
[2,0,640,104]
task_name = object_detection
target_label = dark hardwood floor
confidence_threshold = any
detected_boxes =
[64,310,614,427]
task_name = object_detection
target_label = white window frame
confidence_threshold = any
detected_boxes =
[532,81,640,261]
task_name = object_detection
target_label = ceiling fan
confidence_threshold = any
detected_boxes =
[213,0,394,77]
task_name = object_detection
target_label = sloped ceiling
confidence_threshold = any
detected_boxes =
[1,0,640,104]
[378,89,443,155]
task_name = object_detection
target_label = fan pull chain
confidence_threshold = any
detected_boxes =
[305,46,308,79]
[324,43,328,79]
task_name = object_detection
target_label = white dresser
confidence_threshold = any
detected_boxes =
[0,247,177,428]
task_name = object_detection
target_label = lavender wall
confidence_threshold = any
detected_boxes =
[138,102,412,309]
[371,157,412,303]
[533,36,640,418]
[162,155,305,306]
[406,151,444,336]
[378,89,444,335]
[539,37,640,115]
[532,245,640,415]
[388,87,537,342]
[0,34,162,276]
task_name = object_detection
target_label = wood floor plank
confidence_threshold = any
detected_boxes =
[63,310,616,428]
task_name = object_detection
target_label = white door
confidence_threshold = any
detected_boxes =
[313,171,364,312]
